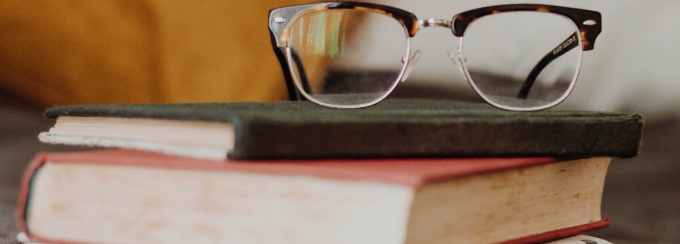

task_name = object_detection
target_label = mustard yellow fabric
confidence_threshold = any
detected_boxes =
[0,0,308,106]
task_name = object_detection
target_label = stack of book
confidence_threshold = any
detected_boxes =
[17,99,642,243]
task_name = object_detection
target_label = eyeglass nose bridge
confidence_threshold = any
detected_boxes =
[417,18,452,30]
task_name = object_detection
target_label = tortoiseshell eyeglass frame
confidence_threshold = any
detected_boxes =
[269,2,602,111]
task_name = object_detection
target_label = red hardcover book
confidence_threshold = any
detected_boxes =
[19,150,611,244]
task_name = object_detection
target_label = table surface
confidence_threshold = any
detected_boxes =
[1,97,679,244]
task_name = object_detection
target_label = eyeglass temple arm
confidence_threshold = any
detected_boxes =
[270,33,312,101]
[288,47,313,100]
[517,31,580,99]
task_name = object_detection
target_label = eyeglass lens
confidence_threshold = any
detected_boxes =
[461,12,583,110]
[288,9,409,107]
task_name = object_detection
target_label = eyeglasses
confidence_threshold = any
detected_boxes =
[269,2,602,111]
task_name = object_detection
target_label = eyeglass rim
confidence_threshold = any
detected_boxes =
[269,2,602,50]
[268,2,602,111]
[457,23,585,111]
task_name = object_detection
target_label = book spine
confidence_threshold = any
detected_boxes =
[230,117,642,159]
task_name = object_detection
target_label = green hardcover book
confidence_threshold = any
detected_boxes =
[39,99,643,160]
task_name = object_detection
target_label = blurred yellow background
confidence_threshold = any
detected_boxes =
[0,0,312,106]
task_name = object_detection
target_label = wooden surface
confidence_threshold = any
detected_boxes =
[1,95,679,243]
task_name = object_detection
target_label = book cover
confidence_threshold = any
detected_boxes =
[19,150,611,244]
[39,99,643,160]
